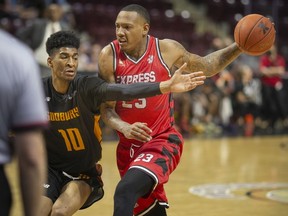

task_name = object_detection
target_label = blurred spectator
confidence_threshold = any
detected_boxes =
[16,3,72,77]
[0,0,21,33]
[78,36,102,75]
[78,34,92,73]
[215,69,235,131]
[190,79,222,136]
[232,64,262,136]
[233,53,260,77]
[174,92,193,137]
[89,43,102,72]
[259,44,287,133]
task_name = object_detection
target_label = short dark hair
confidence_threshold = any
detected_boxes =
[120,4,150,24]
[46,30,80,56]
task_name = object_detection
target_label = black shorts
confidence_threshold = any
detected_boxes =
[44,164,104,209]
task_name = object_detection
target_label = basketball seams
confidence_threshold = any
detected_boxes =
[245,16,264,49]
[248,28,275,55]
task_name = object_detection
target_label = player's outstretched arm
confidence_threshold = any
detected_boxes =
[103,63,206,101]
[160,39,242,78]
[199,43,242,77]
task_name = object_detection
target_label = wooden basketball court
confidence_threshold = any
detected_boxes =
[7,135,288,216]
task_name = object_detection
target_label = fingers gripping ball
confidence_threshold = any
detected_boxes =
[234,14,276,56]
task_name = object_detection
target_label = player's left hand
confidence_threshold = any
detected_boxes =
[161,63,206,93]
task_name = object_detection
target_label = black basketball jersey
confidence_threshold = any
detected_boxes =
[43,75,108,174]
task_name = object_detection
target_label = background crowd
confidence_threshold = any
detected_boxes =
[1,0,288,138]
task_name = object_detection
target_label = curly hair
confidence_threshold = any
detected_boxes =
[46,30,80,56]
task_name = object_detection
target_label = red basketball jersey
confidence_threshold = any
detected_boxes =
[111,36,174,145]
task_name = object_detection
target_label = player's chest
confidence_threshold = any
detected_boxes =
[116,58,169,84]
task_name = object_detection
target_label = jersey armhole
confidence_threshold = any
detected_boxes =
[155,38,171,77]
[110,42,117,73]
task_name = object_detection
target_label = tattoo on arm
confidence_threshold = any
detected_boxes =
[179,43,242,77]
[202,43,242,76]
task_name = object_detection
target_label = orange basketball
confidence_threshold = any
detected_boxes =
[234,14,276,56]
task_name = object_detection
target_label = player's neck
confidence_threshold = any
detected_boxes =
[52,78,70,94]
[125,37,148,61]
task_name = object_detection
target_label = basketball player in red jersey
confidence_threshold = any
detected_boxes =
[99,4,245,216]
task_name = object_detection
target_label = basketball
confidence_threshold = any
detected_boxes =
[234,14,276,56]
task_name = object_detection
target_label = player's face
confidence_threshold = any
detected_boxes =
[115,11,149,55]
[48,47,78,81]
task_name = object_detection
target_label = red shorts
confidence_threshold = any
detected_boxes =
[116,127,184,215]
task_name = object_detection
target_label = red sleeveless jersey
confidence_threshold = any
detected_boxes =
[111,36,174,145]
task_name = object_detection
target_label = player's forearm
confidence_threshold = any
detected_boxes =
[101,105,129,133]
[201,43,242,77]
[104,82,161,101]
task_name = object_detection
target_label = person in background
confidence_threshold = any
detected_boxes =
[98,4,247,216]
[232,64,262,136]
[0,28,48,216]
[259,44,287,133]
[215,69,235,134]
[173,91,193,137]
[16,3,71,77]
[78,39,102,75]
[39,30,206,215]
[189,79,221,136]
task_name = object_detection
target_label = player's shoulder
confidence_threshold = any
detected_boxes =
[158,38,182,45]
[99,44,113,57]
[98,44,114,77]
[158,38,184,52]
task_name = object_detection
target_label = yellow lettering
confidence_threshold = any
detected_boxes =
[48,107,81,122]
[60,113,65,121]
[54,113,59,121]
[69,109,76,119]
[65,112,70,121]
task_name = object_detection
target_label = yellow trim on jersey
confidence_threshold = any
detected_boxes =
[94,115,102,143]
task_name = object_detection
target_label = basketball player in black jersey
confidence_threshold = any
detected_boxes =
[39,30,206,215]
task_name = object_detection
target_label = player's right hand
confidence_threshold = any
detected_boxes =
[122,122,152,142]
